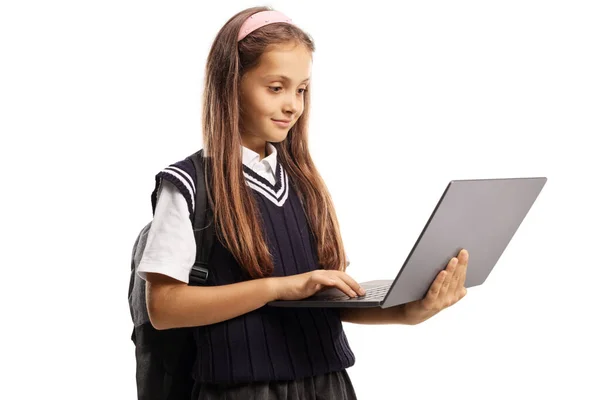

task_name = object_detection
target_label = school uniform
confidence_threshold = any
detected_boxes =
[137,143,358,399]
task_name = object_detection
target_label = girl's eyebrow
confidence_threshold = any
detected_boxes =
[263,74,310,83]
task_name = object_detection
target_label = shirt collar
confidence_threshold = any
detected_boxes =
[241,142,278,174]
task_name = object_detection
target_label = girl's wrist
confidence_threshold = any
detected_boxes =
[401,300,438,325]
[262,277,280,302]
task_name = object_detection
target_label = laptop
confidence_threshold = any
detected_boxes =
[267,177,547,309]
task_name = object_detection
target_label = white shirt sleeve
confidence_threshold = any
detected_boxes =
[136,179,197,283]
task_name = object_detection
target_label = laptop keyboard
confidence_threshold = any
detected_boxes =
[318,284,391,301]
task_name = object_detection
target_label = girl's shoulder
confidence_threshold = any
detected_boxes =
[150,151,201,218]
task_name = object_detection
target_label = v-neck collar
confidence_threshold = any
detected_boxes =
[242,161,289,207]
[242,161,282,191]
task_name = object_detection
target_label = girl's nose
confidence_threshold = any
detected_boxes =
[283,92,301,114]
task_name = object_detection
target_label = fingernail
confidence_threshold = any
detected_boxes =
[350,290,357,297]
[359,287,366,295]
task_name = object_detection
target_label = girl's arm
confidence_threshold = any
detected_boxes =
[339,305,418,325]
[147,268,367,329]
[146,272,278,330]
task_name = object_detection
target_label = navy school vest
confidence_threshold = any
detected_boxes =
[151,154,355,384]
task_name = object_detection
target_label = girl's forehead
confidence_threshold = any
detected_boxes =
[253,47,312,81]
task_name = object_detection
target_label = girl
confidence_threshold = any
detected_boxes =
[137,6,469,399]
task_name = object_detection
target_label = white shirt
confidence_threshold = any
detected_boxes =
[137,143,279,283]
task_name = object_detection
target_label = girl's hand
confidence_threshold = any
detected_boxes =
[270,270,366,301]
[402,249,469,324]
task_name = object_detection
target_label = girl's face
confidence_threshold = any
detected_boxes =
[239,42,312,154]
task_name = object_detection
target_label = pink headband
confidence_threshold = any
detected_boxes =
[237,10,294,42]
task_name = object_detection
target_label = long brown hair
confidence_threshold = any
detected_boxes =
[201,6,349,279]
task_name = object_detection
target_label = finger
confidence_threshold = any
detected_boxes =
[458,250,468,288]
[458,264,467,291]
[451,250,469,301]
[334,272,365,296]
[437,259,458,308]
[452,250,467,294]
[330,277,358,297]
[440,257,458,297]
[458,248,469,264]
[319,273,357,297]
[422,270,447,309]
[448,258,462,294]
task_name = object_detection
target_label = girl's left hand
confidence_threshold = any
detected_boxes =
[401,249,469,324]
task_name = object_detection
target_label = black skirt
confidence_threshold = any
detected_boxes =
[192,369,358,400]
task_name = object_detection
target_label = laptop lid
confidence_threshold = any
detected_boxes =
[379,177,547,308]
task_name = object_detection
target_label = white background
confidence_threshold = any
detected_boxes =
[1,0,599,399]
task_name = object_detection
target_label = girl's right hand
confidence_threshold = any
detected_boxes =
[269,270,366,301]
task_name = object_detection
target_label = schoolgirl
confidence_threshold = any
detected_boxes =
[137,6,469,399]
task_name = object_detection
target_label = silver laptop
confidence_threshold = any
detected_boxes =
[267,177,547,309]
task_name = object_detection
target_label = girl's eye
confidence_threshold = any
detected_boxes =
[269,87,307,94]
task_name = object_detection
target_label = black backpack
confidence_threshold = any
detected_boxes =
[128,149,215,400]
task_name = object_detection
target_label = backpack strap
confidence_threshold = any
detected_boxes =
[189,149,215,286]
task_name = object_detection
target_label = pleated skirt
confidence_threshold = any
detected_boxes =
[191,369,358,400]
